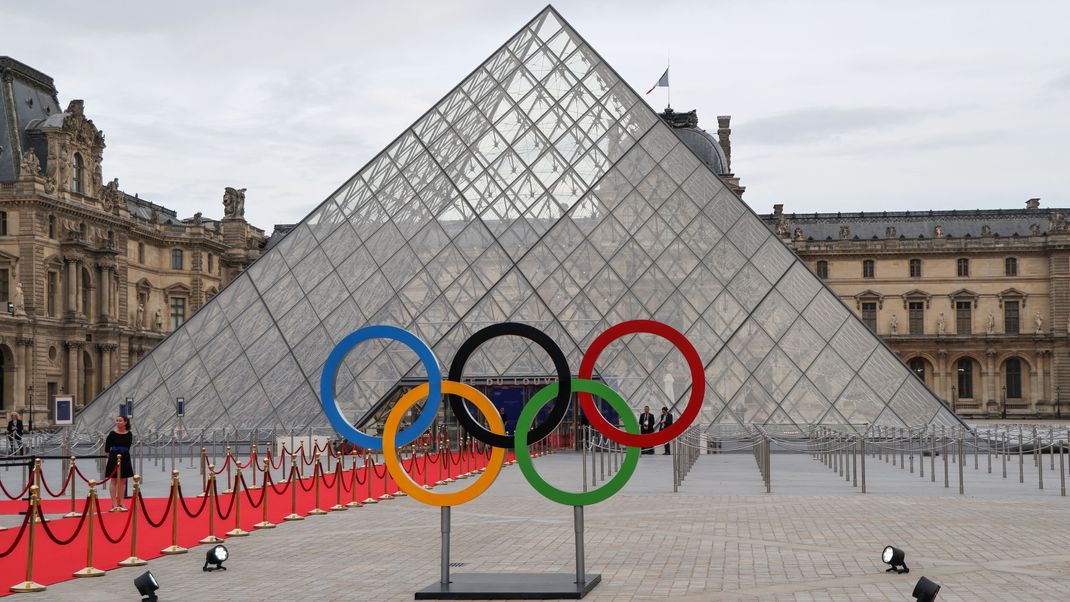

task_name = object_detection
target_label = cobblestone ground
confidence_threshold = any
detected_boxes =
[13,450,1070,601]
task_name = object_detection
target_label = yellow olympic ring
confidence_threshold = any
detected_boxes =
[382,381,506,506]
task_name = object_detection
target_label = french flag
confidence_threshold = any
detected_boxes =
[646,68,669,94]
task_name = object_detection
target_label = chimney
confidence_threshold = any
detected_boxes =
[717,115,732,173]
[1026,198,1041,209]
[773,204,784,217]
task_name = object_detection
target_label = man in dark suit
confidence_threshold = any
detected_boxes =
[638,405,656,454]
[6,411,24,455]
[659,407,674,454]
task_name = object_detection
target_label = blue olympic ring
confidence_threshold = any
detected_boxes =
[319,325,442,450]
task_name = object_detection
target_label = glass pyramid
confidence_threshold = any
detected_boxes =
[75,6,962,437]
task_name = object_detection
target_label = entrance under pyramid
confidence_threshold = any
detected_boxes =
[75,6,963,439]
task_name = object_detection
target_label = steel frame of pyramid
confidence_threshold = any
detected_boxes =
[75,6,964,438]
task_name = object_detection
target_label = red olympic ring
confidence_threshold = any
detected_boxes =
[578,319,705,448]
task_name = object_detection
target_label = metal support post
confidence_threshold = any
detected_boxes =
[440,507,451,586]
[574,505,585,585]
[860,438,866,494]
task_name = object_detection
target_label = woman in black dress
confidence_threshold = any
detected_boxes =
[104,416,134,511]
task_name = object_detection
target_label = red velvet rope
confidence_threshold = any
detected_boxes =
[268,468,292,495]
[0,473,32,500]
[353,464,368,485]
[37,466,74,498]
[176,483,210,517]
[37,499,90,546]
[92,496,134,544]
[338,466,353,494]
[138,487,173,528]
[371,460,388,479]
[238,472,265,508]
[296,467,318,493]
[0,509,29,558]
[213,481,237,521]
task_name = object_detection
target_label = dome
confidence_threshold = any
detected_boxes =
[658,108,729,175]
[673,127,728,175]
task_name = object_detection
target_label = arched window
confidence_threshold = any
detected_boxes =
[957,358,974,398]
[909,258,922,278]
[72,153,84,194]
[1005,257,1018,276]
[909,358,926,382]
[1005,358,1022,399]
[816,260,828,280]
[48,215,56,239]
[862,259,875,278]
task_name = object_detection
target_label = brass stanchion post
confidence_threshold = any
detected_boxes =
[284,454,304,521]
[64,456,80,518]
[346,453,363,508]
[363,452,378,504]
[9,485,47,592]
[251,443,258,489]
[119,475,148,567]
[224,447,234,494]
[198,447,208,497]
[73,481,106,577]
[161,470,188,554]
[254,457,276,529]
[330,462,347,511]
[199,467,223,543]
[225,468,249,536]
[308,455,329,515]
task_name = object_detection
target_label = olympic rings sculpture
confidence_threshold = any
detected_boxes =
[319,319,704,506]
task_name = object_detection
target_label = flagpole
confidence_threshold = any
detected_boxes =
[667,51,671,109]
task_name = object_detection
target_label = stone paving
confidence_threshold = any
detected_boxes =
[10,448,1070,601]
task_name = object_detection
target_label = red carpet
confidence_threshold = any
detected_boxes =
[0,448,523,593]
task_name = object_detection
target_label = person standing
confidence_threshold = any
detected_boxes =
[104,416,134,512]
[659,407,674,455]
[498,406,509,435]
[6,411,24,455]
[638,405,656,454]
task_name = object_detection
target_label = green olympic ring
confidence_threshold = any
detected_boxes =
[515,378,641,506]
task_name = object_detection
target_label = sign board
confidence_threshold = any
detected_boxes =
[176,397,185,417]
[54,396,74,426]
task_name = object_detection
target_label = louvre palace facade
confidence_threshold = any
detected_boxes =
[0,57,267,426]
[765,202,1070,419]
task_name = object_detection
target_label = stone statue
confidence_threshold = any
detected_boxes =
[937,312,946,335]
[154,308,163,332]
[934,225,944,238]
[1035,312,1044,334]
[981,224,992,236]
[136,302,145,330]
[223,187,247,219]
[100,177,120,212]
[986,313,995,335]
[12,281,24,316]
[885,226,897,239]
[839,226,850,239]
[19,151,40,177]
[193,212,203,226]
[890,314,898,334]
[1031,223,1042,236]
[793,227,804,241]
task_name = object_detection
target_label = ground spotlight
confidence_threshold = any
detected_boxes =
[134,571,159,601]
[912,576,941,601]
[881,545,909,573]
[203,544,229,572]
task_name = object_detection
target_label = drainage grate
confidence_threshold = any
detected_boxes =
[449,562,466,567]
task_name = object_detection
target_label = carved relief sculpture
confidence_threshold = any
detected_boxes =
[793,227,804,241]
[839,226,850,239]
[1035,312,1044,334]
[12,282,25,316]
[154,308,163,332]
[889,314,898,334]
[986,313,995,335]
[936,312,946,335]
[934,225,944,238]
[136,303,145,330]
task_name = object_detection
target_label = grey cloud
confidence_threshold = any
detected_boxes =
[740,107,941,145]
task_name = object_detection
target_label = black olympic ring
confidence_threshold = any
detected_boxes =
[447,322,572,449]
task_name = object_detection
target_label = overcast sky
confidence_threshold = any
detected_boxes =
[4,0,1068,230]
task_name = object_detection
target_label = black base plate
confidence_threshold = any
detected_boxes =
[415,572,601,599]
